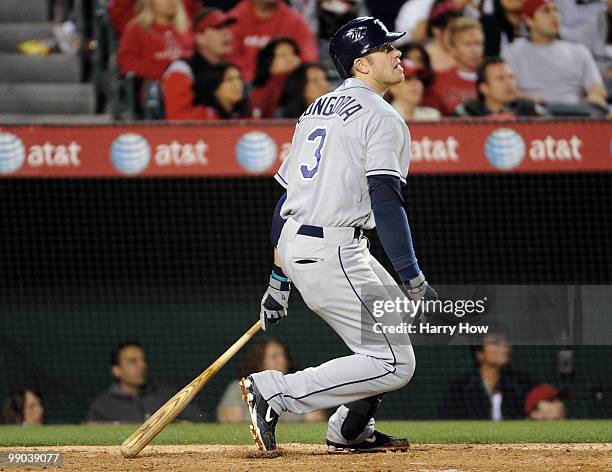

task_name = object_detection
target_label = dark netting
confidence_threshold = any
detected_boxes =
[1,173,611,423]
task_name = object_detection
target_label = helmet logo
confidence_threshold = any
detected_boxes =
[373,19,388,32]
[347,26,367,42]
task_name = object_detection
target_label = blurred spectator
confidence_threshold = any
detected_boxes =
[109,0,203,35]
[162,8,237,119]
[395,0,479,46]
[316,0,361,40]
[195,62,251,119]
[190,8,235,66]
[502,0,607,108]
[425,0,464,72]
[439,328,532,420]
[399,42,437,106]
[217,338,326,423]
[388,59,441,121]
[429,16,484,115]
[454,56,548,117]
[288,0,318,34]
[314,0,362,78]
[118,0,194,81]
[396,0,483,47]
[52,0,81,54]
[525,384,568,420]
[396,0,438,45]
[86,341,202,423]
[279,63,331,118]
[608,0,612,56]
[400,42,433,73]
[251,38,301,118]
[2,388,44,426]
[227,0,318,82]
[556,0,608,73]
[480,0,525,57]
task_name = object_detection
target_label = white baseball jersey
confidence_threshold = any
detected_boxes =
[275,78,411,229]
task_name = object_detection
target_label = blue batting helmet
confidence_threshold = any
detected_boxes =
[329,17,405,79]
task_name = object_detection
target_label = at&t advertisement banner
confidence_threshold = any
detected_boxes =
[0,120,610,177]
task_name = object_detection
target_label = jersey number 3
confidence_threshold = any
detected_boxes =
[300,127,327,179]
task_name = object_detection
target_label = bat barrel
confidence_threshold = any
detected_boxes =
[120,320,261,458]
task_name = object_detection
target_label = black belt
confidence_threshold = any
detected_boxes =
[297,224,361,239]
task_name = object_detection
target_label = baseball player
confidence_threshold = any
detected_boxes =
[240,17,437,453]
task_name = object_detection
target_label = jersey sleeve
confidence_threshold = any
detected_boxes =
[274,156,290,189]
[275,123,300,189]
[364,115,411,184]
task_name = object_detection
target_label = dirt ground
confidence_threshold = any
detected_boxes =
[1,443,610,472]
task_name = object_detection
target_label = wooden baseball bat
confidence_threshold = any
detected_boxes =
[120,320,262,458]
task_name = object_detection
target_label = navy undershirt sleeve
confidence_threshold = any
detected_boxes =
[368,175,420,283]
[270,192,288,247]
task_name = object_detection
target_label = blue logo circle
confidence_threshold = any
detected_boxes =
[110,133,151,175]
[0,132,26,175]
[236,131,277,173]
[485,128,526,170]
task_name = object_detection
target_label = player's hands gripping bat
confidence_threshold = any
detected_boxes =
[260,270,291,330]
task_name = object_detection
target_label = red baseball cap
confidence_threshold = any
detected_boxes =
[522,0,554,17]
[524,384,568,415]
[194,9,236,32]
[429,0,463,22]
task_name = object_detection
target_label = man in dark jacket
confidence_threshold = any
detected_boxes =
[439,329,532,419]
[86,341,202,423]
[453,56,548,118]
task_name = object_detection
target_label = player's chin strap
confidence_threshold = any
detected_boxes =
[341,394,385,440]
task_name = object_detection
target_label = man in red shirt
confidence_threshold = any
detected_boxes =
[227,0,318,82]
[429,16,484,116]
[163,8,236,120]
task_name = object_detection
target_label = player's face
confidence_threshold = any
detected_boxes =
[452,27,484,72]
[481,63,518,105]
[365,43,404,86]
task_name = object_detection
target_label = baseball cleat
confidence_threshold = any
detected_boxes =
[240,375,279,451]
[326,430,410,454]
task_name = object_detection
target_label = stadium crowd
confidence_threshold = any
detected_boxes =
[108,0,610,120]
[2,335,570,424]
